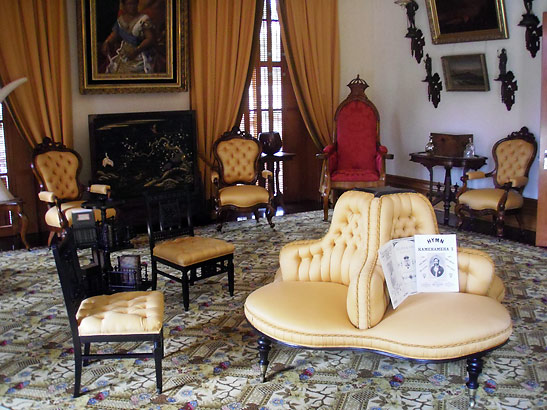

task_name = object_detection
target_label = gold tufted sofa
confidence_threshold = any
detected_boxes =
[244,191,512,404]
[211,127,275,231]
[455,127,537,239]
[31,137,115,245]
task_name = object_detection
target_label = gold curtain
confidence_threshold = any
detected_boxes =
[0,0,73,148]
[278,0,340,150]
[190,0,261,199]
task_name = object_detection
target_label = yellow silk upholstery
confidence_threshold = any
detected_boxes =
[245,191,511,363]
[89,184,111,195]
[212,128,275,230]
[35,151,80,200]
[458,188,523,211]
[38,191,56,203]
[495,139,534,185]
[77,291,164,336]
[217,139,260,184]
[466,171,486,180]
[455,127,537,239]
[245,285,511,359]
[44,202,116,228]
[219,185,270,207]
[154,236,235,267]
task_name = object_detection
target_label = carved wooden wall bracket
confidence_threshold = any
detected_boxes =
[518,0,542,58]
[395,0,425,64]
[494,49,518,111]
[422,54,442,108]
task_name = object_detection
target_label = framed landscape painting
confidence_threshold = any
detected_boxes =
[77,0,188,93]
[425,0,508,44]
[441,54,490,92]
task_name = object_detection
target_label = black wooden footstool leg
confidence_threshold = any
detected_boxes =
[466,355,484,408]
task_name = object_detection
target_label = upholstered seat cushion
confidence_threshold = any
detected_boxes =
[77,291,164,336]
[244,281,512,360]
[44,201,116,228]
[219,185,270,207]
[331,169,380,182]
[458,188,523,211]
[154,236,235,266]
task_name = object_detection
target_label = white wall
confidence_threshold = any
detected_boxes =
[339,0,544,199]
[66,1,190,183]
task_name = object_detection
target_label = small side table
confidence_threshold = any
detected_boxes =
[259,152,296,208]
[409,152,487,225]
[82,199,123,273]
[0,199,30,250]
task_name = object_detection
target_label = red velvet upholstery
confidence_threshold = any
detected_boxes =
[336,101,377,172]
[319,76,390,221]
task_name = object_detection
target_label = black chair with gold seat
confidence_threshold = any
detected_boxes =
[145,189,235,311]
[52,232,164,397]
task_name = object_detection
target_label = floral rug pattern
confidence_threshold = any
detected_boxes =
[0,210,545,409]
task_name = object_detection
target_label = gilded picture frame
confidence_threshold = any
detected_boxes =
[441,54,490,92]
[425,0,508,45]
[77,0,188,94]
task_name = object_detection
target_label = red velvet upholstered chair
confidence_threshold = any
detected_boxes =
[319,76,391,221]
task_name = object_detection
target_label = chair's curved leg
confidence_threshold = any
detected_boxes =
[154,333,163,394]
[455,204,465,231]
[466,355,484,408]
[322,188,330,221]
[181,270,190,311]
[265,205,275,229]
[47,231,56,247]
[216,208,225,232]
[515,213,524,236]
[73,341,83,398]
[258,335,272,382]
[496,211,505,239]
[253,209,260,223]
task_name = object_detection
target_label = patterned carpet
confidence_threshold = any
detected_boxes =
[0,210,545,409]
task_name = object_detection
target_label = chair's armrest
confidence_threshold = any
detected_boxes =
[465,171,487,180]
[211,170,219,184]
[89,184,111,196]
[38,191,56,204]
[457,247,505,301]
[509,176,528,188]
[278,239,325,281]
[323,144,336,156]
[262,169,273,179]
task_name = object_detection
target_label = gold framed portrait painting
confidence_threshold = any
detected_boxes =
[426,0,508,44]
[77,0,188,94]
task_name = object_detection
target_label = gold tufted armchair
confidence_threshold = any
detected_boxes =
[244,191,511,406]
[211,127,275,231]
[455,127,537,239]
[31,137,115,245]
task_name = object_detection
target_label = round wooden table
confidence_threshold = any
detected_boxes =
[409,152,487,225]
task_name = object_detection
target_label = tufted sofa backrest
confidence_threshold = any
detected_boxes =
[347,192,439,330]
[494,139,535,186]
[34,150,81,200]
[216,138,261,185]
[279,190,374,286]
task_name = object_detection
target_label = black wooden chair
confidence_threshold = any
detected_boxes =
[144,189,235,311]
[52,232,164,397]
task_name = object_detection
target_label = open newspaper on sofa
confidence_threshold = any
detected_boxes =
[244,191,511,406]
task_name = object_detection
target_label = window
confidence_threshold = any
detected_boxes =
[240,0,285,202]
[0,103,12,226]
[240,0,283,139]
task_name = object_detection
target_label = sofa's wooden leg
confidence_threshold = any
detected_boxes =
[466,356,484,407]
[258,335,271,382]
